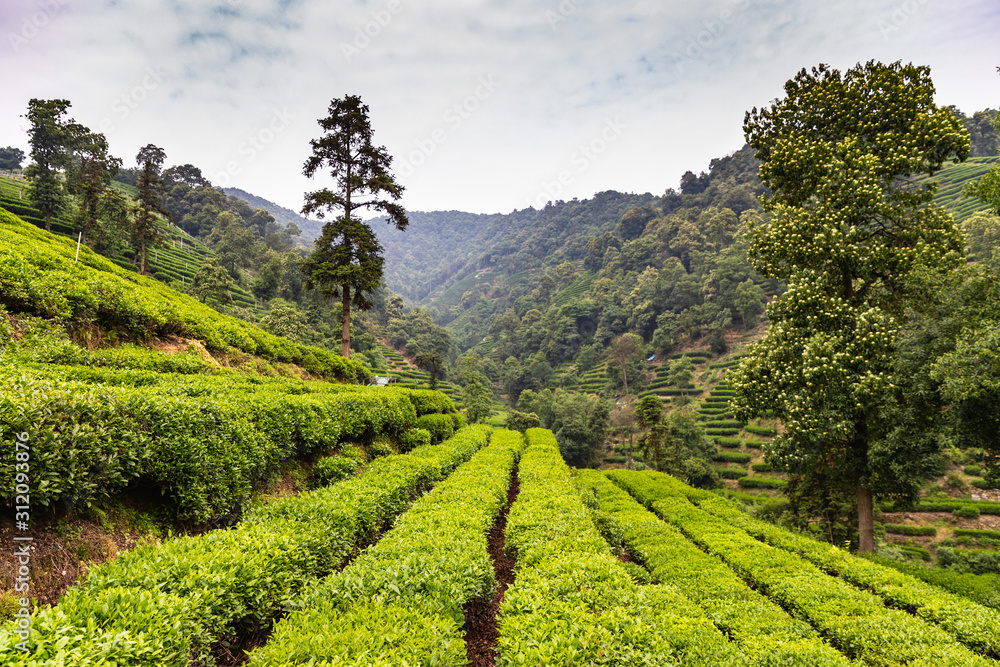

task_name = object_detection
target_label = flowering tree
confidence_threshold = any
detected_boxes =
[731,61,969,552]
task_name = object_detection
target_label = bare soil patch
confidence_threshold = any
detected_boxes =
[464,465,520,667]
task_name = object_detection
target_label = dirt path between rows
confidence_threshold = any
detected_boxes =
[464,464,521,666]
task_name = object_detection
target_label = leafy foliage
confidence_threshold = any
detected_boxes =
[251,428,519,666]
[301,95,408,358]
[497,429,744,666]
[733,60,970,551]
[0,427,490,664]
[0,208,368,381]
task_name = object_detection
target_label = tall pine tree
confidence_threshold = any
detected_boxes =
[301,95,408,358]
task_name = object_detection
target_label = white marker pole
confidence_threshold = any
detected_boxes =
[75,231,82,263]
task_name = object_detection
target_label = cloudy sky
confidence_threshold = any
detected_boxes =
[2,0,999,217]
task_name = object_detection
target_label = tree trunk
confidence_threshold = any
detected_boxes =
[622,366,629,397]
[341,283,351,358]
[857,482,874,553]
[140,239,148,275]
[45,212,51,233]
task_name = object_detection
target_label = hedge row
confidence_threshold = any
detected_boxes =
[714,466,747,480]
[610,471,997,663]
[0,427,491,665]
[903,499,1000,516]
[858,554,1000,610]
[416,413,461,443]
[250,429,524,665]
[955,528,1000,540]
[496,429,744,666]
[580,470,851,665]
[937,547,1000,576]
[885,523,938,537]
[713,451,751,464]
[744,424,777,437]
[705,428,741,436]
[0,209,368,382]
[737,477,787,489]
[0,370,422,522]
[693,492,1000,658]
[706,419,745,429]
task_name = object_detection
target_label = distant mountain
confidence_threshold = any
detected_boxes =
[222,187,324,244]
[373,208,539,304]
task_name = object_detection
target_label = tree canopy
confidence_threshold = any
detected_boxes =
[731,60,970,552]
[301,95,408,358]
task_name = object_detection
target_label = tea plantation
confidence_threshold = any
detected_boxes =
[5,426,998,664]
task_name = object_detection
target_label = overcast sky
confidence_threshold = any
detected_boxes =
[2,0,999,217]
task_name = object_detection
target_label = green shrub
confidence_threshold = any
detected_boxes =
[713,451,751,464]
[885,523,937,537]
[252,430,523,666]
[744,425,777,437]
[398,428,432,453]
[898,545,932,562]
[714,437,741,448]
[743,440,768,449]
[858,553,1000,610]
[902,499,1000,515]
[574,470,851,666]
[706,419,744,429]
[603,455,627,464]
[311,455,360,488]
[504,410,541,433]
[955,529,1000,540]
[415,413,455,444]
[364,438,395,459]
[737,477,787,489]
[972,478,996,490]
[965,465,984,476]
[705,428,741,437]
[609,471,997,664]
[402,389,456,416]
[0,209,369,383]
[713,466,746,480]
[0,369,419,522]
[954,506,982,520]
[938,547,1000,575]
[0,427,491,664]
[496,430,742,665]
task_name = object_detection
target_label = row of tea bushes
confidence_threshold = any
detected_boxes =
[581,470,851,666]
[0,209,368,382]
[694,494,1000,657]
[249,429,524,665]
[0,427,490,666]
[611,471,997,665]
[496,429,746,666]
[0,370,427,521]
